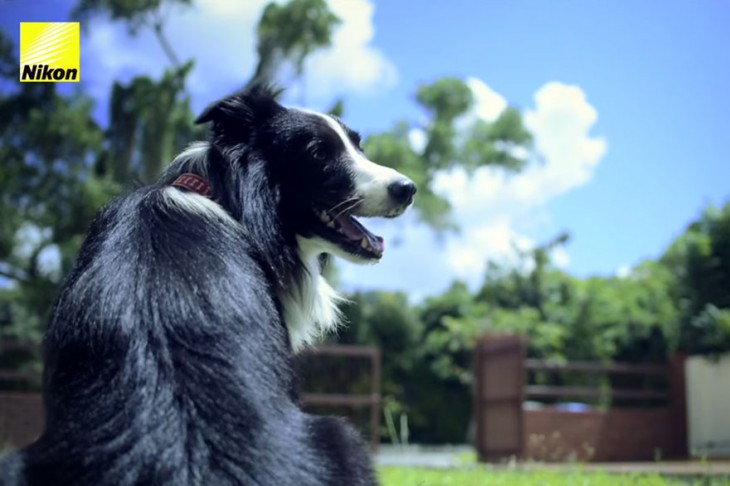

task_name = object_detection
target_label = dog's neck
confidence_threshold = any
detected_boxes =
[160,144,345,351]
[278,237,344,351]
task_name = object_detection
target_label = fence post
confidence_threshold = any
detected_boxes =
[670,353,688,457]
[371,347,381,452]
[474,334,526,462]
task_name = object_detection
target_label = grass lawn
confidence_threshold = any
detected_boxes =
[379,466,730,486]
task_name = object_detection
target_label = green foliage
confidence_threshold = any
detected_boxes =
[417,77,473,122]
[342,199,730,442]
[408,282,485,442]
[576,262,678,362]
[0,74,114,342]
[3,0,730,449]
[97,63,203,184]
[253,0,341,85]
[337,291,419,404]
[0,30,15,78]
[0,0,349,350]
[686,305,730,354]
[364,123,455,232]
[74,0,192,34]
[365,78,533,234]
[326,98,345,117]
[334,220,715,442]
[662,202,730,355]
[74,0,192,66]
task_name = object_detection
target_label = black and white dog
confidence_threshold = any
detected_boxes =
[0,86,415,485]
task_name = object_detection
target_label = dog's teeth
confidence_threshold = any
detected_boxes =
[361,238,369,249]
[320,211,330,222]
[327,221,336,229]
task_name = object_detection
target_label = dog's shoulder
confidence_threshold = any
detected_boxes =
[0,449,26,486]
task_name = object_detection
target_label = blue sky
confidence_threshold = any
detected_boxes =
[2,0,729,299]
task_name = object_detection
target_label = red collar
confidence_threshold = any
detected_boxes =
[171,173,212,197]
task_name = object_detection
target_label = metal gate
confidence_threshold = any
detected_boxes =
[474,335,526,461]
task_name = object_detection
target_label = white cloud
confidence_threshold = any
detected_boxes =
[408,128,427,154]
[432,81,607,288]
[453,77,508,136]
[80,7,603,298]
[303,0,397,99]
[341,80,607,296]
[81,0,396,113]
[446,220,534,282]
[616,265,631,278]
[551,246,571,270]
[465,77,508,123]
[524,83,607,196]
[82,0,264,107]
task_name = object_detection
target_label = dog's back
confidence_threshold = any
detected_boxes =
[0,187,374,485]
[0,86,419,485]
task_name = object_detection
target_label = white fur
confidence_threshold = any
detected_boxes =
[160,142,237,222]
[300,109,408,217]
[278,111,412,349]
[161,124,408,351]
[162,187,234,222]
[161,142,211,180]
[163,189,343,351]
[280,236,348,351]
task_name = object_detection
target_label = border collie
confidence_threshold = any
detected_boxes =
[0,85,415,485]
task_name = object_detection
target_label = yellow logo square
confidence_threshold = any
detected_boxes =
[20,22,80,83]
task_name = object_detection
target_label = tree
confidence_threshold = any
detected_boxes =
[73,0,192,66]
[365,77,533,233]
[662,201,730,355]
[77,0,342,185]
[74,0,203,185]
[0,31,110,343]
[97,63,202,185]
[0,0,356,347]
[252,0,341,89]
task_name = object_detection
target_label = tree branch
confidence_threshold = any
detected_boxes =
[152,20,181,69]
[0,266,29,284]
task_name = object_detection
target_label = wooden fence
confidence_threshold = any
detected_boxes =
[525,359,671,403]
[297,345,382,450]
[0,342,382,450]
[475,335,687,462]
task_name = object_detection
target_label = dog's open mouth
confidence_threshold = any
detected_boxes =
[312,207,384,260]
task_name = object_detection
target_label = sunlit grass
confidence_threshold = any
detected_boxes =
[378,466,730,486]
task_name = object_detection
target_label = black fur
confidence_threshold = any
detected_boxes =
[0,86,377,485]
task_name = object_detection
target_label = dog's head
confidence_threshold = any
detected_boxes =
[196,86,416,264]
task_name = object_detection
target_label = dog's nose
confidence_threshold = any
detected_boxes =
[388,178,417,205]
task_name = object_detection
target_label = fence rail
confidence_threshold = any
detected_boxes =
[526,385,670,401]
[0,341,38,353]
[0,341,383,450]
[474,335,688,462]
[525,357,671,404]
[300,393,379,407]
[298,345,381,451]
[0,370,40,383]
[526,359,669,376]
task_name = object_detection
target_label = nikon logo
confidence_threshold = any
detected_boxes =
[20,22,80,83]
[21,64,78,81]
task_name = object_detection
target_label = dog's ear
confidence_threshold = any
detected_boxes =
[195,84,284,127]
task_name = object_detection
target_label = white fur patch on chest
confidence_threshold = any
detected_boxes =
[279,237,346,351]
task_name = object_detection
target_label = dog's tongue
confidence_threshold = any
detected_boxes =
[334,214,384,253]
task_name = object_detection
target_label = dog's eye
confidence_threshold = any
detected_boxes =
[350,131,362,149]
[309,141,330,161]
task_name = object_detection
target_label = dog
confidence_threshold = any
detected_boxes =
[0,85,416,485]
